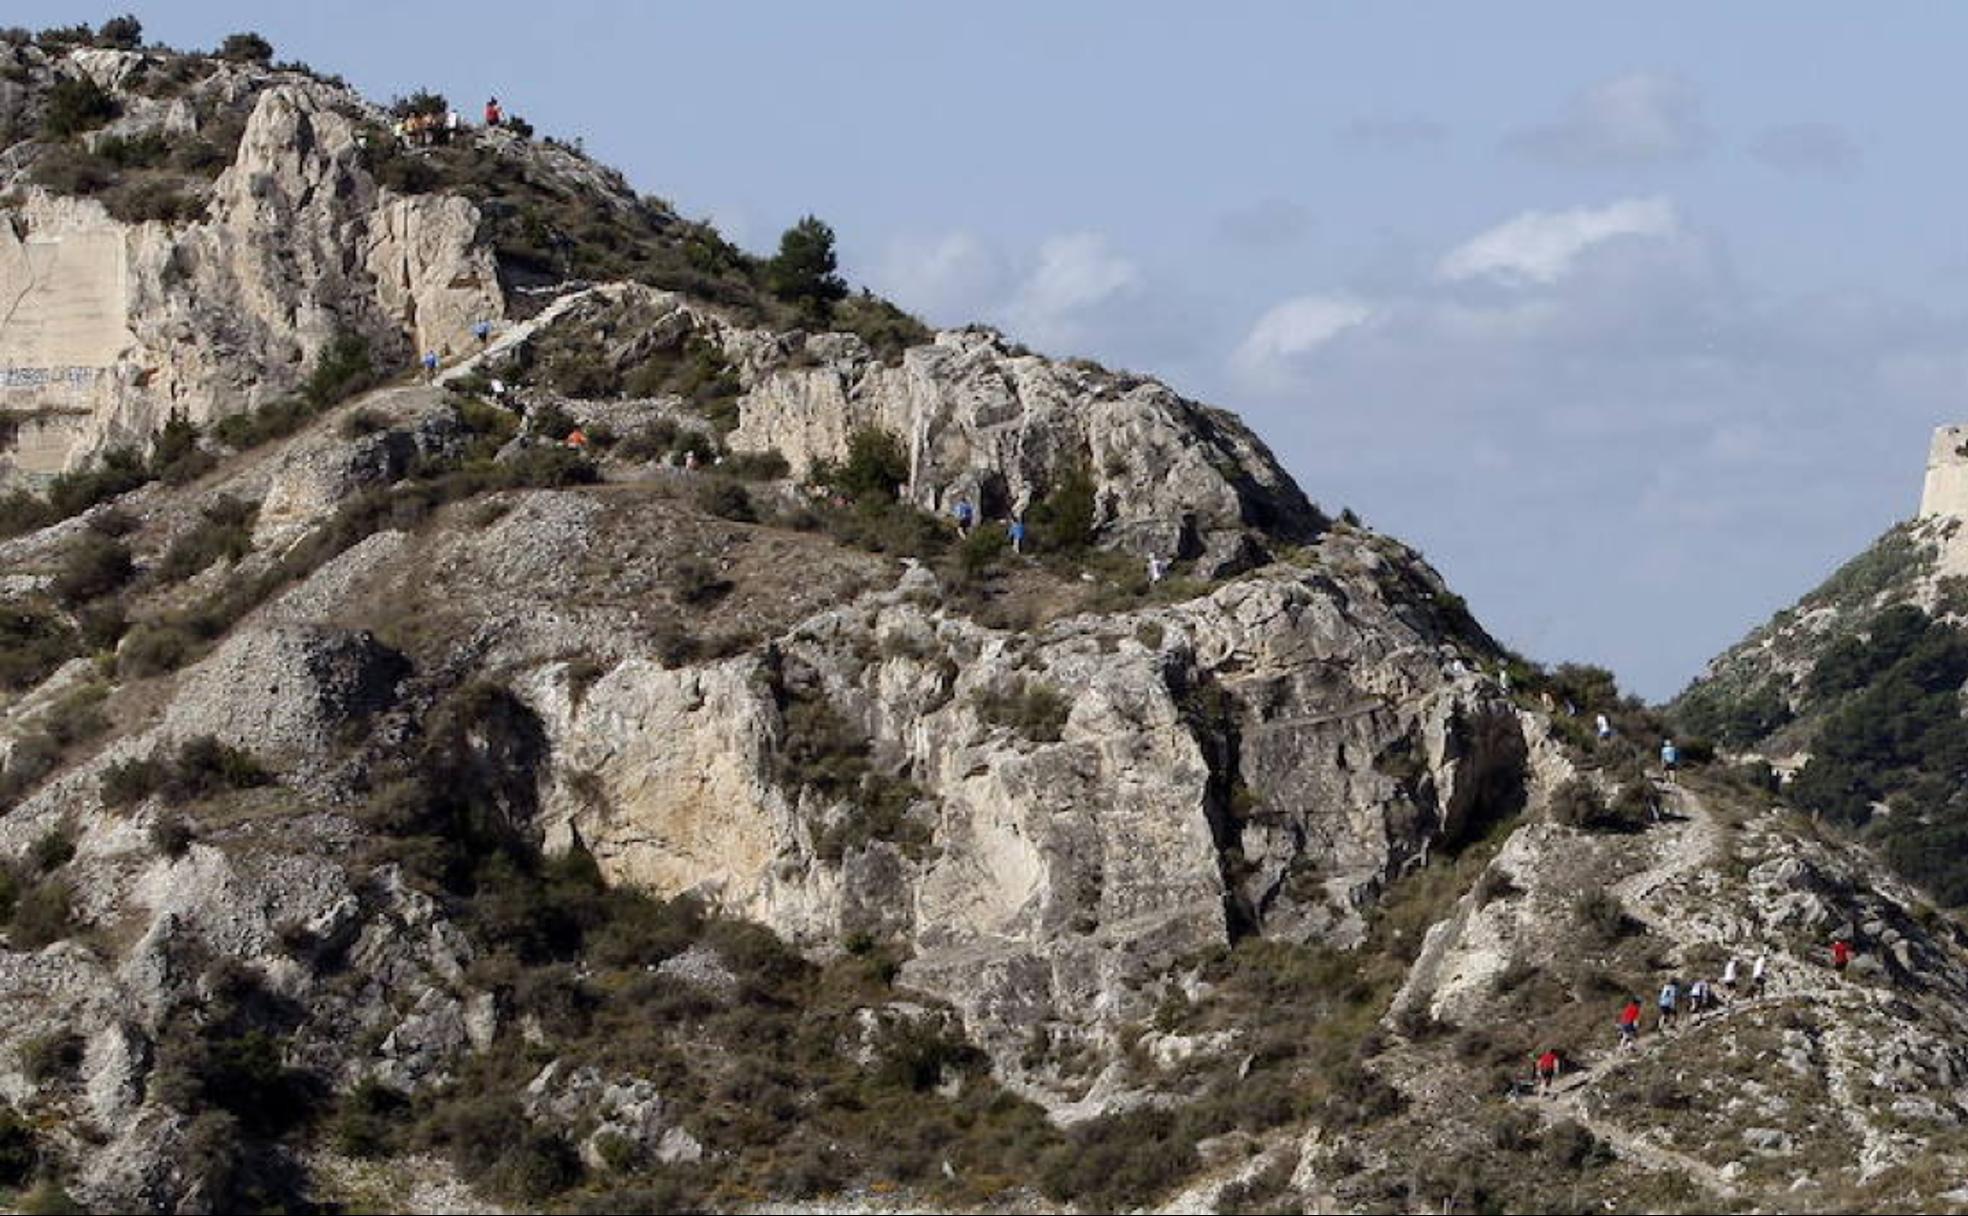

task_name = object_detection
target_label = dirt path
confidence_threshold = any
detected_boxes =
[1536,1072,1742,1201]
[1610,778,1726,913]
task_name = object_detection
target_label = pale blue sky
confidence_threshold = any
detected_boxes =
[22,3,1968,699]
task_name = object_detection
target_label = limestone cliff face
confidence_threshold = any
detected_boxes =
[0,46,500,479]
[510,529,1530,1102]
[725,326,1325,572]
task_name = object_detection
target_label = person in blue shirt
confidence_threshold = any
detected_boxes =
[1661,738,1680,784]
[1009,517,1026,554]
[953,498,974,537]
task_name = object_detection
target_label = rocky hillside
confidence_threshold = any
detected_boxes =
[0,21,1966,1216]
[1671,506,1968,905]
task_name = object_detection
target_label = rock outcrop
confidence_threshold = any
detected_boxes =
[1,45,499,479]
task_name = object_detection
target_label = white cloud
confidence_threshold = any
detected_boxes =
[1231,295,1374,387]
[868,230,1007,325]
[1436,197,1679,286]
[1508,71,1707,167]
[1005,232,1142,347]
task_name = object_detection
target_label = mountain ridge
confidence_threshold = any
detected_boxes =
[0,23,1964,1215]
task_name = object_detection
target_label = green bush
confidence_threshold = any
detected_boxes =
[18,1030,84,1084]
[42,684,109,747]
[45,445,148,520]
[1572,886,1632,945]
[974,679,1070,743]
[696,479,757,523]
[30,826,75,873]
[217,31,274,62]
[9,878,74,949]
[101,736,271,807]
[0,602,79,690]
[0,1107,37,1187]
[102,176,207,225]
[1029,462,1098,553]
[1037,1106,1199,1211]
[41,76,117,138]
[832,291,931,364]
[52,533,134,605]
[332,1078,412,1158]
[96,14,142,48]
[670,558,731,606]
[30,143,114,194]
[815,428,908,503]
[149,813,195,859]
[157,495,257,582]
[118,621,196,678]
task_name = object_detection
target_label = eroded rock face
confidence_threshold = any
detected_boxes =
[1,61,500,479]
[729,327,1325,573]
[518,530,1530,1102]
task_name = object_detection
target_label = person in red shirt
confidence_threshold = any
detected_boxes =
[1535,1049,1562,1094]
[1618,998,1642,1050]
[1832,939,1852,971]
[484,96,503,127]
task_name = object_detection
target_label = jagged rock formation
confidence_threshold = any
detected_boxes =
[1,43,498,478]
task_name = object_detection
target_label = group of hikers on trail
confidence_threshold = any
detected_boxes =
[1534,937,1866,1096]
[388,96,507,152]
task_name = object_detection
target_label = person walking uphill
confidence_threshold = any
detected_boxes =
[1618,997,1643,1049]
[1661,738,1681,785]
[1658,979,1680,1032]
[1535,1049,1562,1095]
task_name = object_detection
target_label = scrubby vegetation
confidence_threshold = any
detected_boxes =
[767,659,931,862]
[100,735,272,807]
[212,333,381,450]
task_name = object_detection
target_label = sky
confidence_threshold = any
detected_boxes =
[22,2,1968,700]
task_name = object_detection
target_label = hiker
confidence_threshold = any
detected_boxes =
[1658,979,1680,1032]
[1618,997,1642,1049]
[485,96,503,127]
[1688,977,1713,1018]
[1535,1049,1562,1095]
[1147,554,1166,585]
[1010,517,1026,555]
[565,428,588,449]
[1721,956,1740,998]
[488,378,506,401]
[953,498,974,537]
[445,108,460,141]
[684,449,699,473]
[472,319,492,345]
[1751,953,1769,996]
[1660,738,1681,785]
[1596,713,1613,742]
[1832,939,1852,972]
[421,349,439,379]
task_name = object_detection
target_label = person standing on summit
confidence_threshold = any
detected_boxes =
[484,96,503,127]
